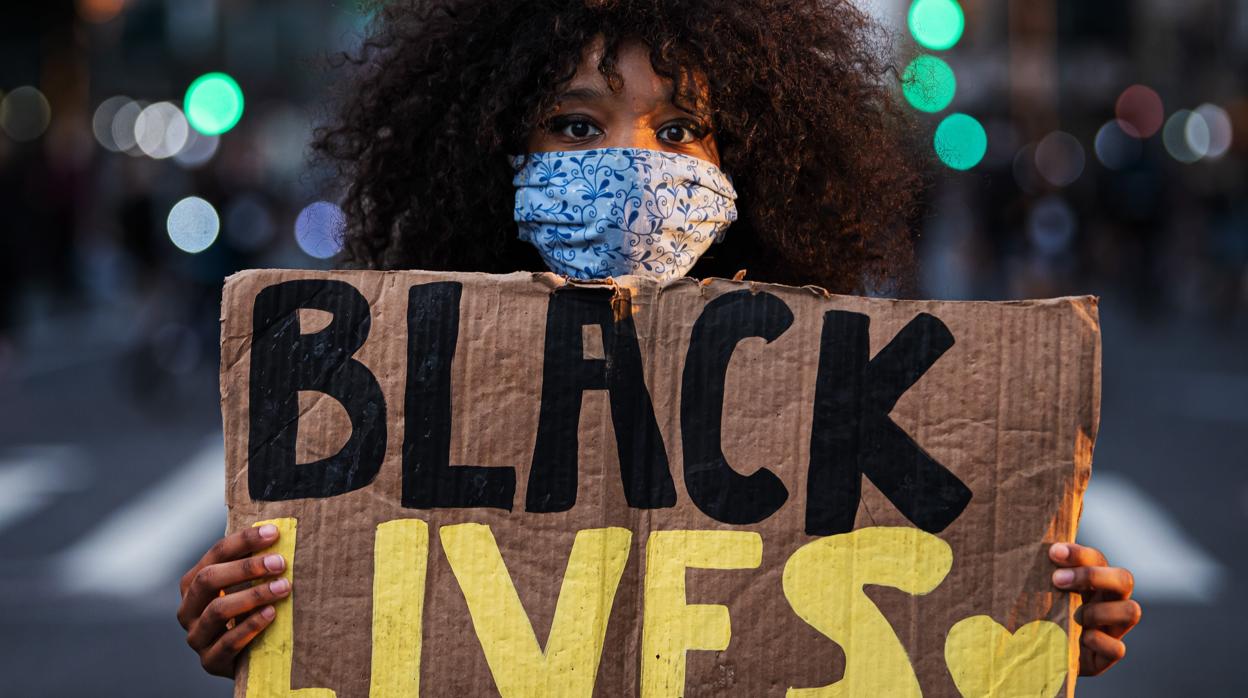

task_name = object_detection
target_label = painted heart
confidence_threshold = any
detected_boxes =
[944,615,1068,698]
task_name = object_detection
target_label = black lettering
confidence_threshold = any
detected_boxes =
[806,311,971,535]
[527,288,675,512]
[680,290,791,524]
[248,280,386,500]
[403,282,516,509]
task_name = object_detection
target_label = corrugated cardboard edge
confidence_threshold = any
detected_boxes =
[1064,295,1101,697]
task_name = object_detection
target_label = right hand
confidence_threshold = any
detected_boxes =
[177,523,290,677]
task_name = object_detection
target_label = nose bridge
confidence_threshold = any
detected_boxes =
[601,120,660,151]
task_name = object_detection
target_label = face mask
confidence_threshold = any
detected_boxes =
[511,147,738,281]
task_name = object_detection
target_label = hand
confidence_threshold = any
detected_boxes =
[177,524,290,677]
[1049,542,1141,676]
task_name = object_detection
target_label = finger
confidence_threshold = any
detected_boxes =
[1079,627,1127,676]
[1049,542,1108,568]
[180,525,279,596]
[178,553,285,629]
[1052,566,1134,599]
[187,578,291,650]
[199,606,277,678]
[1076,599,1142,638]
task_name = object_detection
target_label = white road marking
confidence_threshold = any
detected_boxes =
[0,447,88,534]
[1078,471,1224,603]
[55,436,226,598]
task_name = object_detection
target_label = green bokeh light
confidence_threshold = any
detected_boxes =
[902,55,957,113]
[184,72,245,136]
[934,113,986,170]
[908,0,965,51]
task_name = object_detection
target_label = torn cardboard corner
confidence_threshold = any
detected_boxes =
[220,269,1101,698]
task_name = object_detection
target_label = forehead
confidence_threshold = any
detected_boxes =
[562,35,709,111]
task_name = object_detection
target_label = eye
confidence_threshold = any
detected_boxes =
[548,115,603,141]
[658,120,708,145]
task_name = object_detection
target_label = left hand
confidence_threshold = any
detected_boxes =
[1049,542,1141,676]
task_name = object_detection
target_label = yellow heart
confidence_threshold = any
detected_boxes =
[944,615,1068,698]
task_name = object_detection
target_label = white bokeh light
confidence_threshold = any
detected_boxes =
[1194,103,1233,160]
[167,196,221,253]
[134,102,190,159]
[1163,110,1205,164]
[1183,112,1211,160]
[92,96,132,152]
[111,101,144,155]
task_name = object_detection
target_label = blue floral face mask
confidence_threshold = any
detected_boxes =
[510,147,738,280]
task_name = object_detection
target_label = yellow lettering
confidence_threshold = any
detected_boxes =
[640,530,763,698]
[440,524,631,697]
[369,519,430,697]
[782,526,952,697]
[244,518,335,698]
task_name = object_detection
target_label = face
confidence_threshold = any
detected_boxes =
[525,36,721,166]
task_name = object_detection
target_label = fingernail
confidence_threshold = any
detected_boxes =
[261,605,276,620]
[1053,569,1075,587]
[269,578,290,595]
[258,524,278,539]
[263,554,285,572]
[1050,543,1069,561]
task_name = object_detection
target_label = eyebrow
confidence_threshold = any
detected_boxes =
[555,86,611,102]
[554,84,709,122]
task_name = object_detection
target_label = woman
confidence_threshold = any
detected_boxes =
[178,0,1140,683]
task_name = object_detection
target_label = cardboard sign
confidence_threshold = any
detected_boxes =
[221,269,1101,698]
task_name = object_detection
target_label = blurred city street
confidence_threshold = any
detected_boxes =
[2,0,1247,695]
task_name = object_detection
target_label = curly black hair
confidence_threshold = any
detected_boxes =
[313,0,926,294]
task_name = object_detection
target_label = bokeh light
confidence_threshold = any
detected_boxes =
[1183,111,1211,160]
[1163,110,1206,163]
[1194,103,1233,160]
[1027,196,1077,256]
[1,86,52,142]
[908,0,965,51]
[167,197,221,253]
[134,102,190,159]
[224,195,276,252]
[1094,120,1142,170]
[1034,131,1086,187]
[1012,143,1041,194]
[902,54,957,113]
[295,202,347,259]
[1115,85,1164,139]
[92,96,132,152]
[934,113,986,170]
[173,130,220,169]
[76,0,125,24]
[184,72,245,136]
[110,100,143,155]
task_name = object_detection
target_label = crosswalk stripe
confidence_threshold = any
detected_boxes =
[55,436,226,598]
[0,447,87,535]
[1078,471,1224,603]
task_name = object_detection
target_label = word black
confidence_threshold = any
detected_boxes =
[248,280,971,534]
